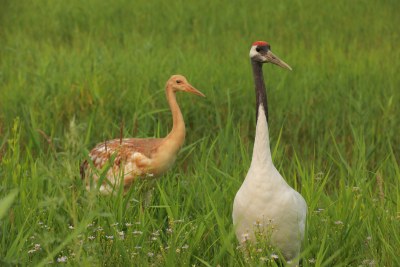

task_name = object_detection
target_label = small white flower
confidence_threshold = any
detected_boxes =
[334,220,343,225]
[68,225,74,230]
[314,208,325,213]
[57,256,68,263]
[28,243,41,254]
[182,244,189,250]
[111,223,119,227]
[253,220,263,227]
[308,258,316,263]
[134,246,142,250]
[118,231,125,240]
[105,235,114,240]
[125,223,133,227]
[147,252,154,257]
[271,253,279,259]
[88,236,95,240]
[132,230,143,235]
[240,233,249,243]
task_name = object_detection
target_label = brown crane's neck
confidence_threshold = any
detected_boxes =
[251,60,268,123]
[165,86,185,145]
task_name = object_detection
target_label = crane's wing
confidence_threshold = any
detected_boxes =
[80,138,164,193]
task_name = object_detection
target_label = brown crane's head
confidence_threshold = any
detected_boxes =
[249,41,292,70]
[167,75,205,97]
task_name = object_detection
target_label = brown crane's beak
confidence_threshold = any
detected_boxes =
[184,84,206,97]
[263,50,292,71]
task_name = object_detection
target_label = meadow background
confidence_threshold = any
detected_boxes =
[1,0,399,266]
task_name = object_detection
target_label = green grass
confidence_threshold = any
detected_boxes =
[1,0,399,265]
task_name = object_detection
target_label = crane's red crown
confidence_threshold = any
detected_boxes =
[252,41,269,47]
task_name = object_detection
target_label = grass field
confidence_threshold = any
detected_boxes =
[1,0,399,266]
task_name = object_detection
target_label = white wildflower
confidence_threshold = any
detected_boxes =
[271,254,279,259]
[254,220,263,227]
[132,230,143,235]
[240,233,249,243]
[57,256,68,263]
[118,231,125,240]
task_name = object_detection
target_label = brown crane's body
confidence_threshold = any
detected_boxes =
[80,75,205,194]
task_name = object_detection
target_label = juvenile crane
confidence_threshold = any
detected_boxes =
[232,41,307,265]
[81,75,205,194]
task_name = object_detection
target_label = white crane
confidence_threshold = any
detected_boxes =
[232,41,307,266]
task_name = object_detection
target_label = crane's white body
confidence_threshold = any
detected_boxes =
[233,105,307,264]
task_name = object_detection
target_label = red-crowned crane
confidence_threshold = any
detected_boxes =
[81,75,205,194]
[232,41,307,266]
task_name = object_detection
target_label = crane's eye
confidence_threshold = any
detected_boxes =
[176,80,182,84]
[256,47,261,52]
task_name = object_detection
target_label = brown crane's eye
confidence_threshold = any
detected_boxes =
[176,80,182,84]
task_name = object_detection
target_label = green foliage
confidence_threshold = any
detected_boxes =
[0,0,399,265]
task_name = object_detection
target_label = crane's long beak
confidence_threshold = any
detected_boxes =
[264,50,292,71]
[184,85,206,97]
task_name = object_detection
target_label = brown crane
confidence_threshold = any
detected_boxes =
[81,75,205,194]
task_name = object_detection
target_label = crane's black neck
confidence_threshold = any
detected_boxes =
[251,60,268,123]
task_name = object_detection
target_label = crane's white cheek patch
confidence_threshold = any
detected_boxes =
[249,46,259,58]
